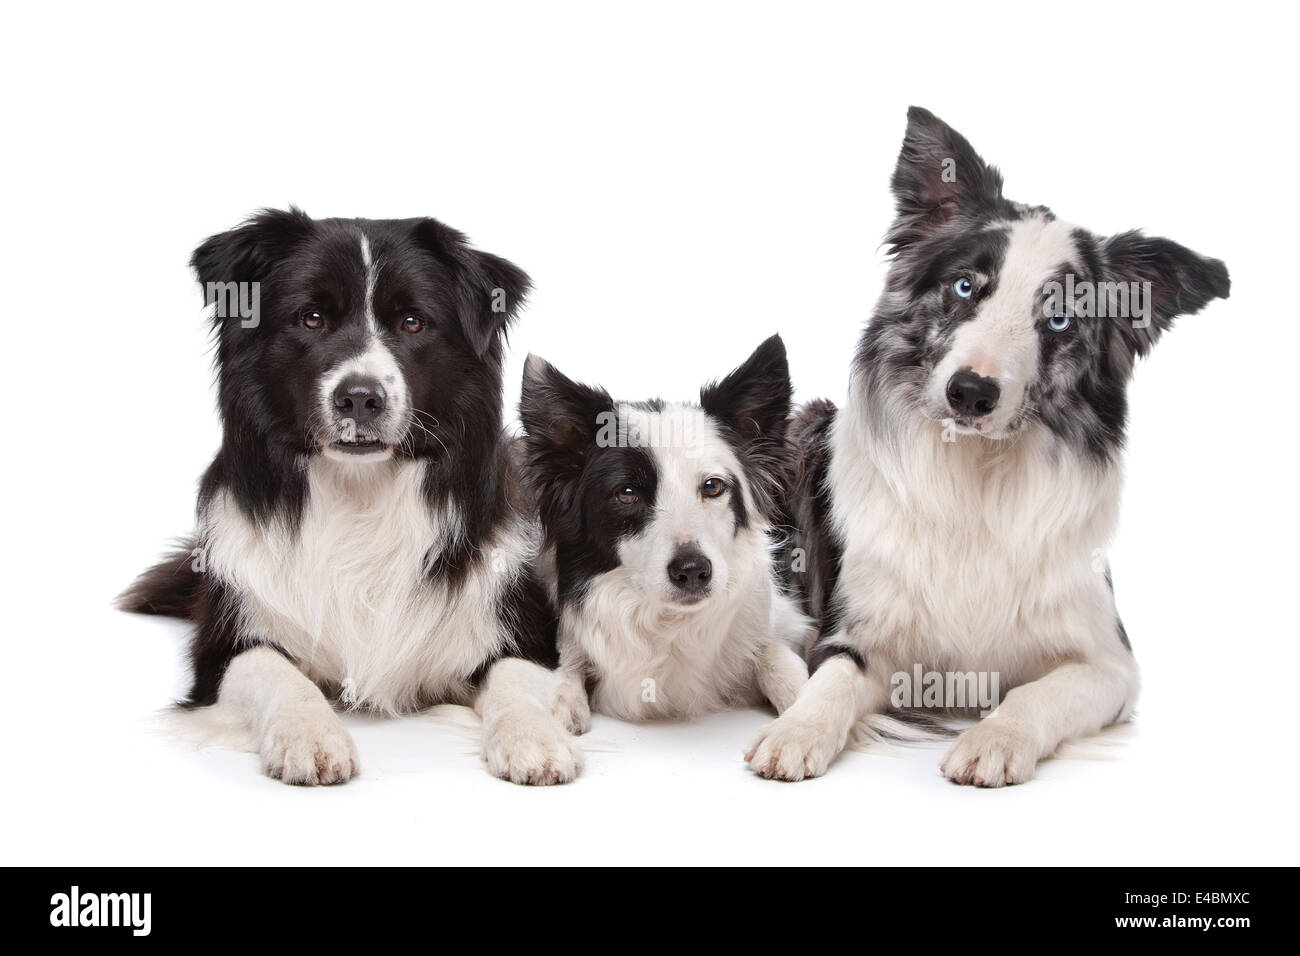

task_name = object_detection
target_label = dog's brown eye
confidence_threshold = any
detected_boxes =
[302,311,324,330]
[701,476,726,498]
[402,315,423,333]
[615,487,638,505]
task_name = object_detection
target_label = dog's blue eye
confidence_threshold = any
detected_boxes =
[953,278,974,299]
[1048,314,1070,332]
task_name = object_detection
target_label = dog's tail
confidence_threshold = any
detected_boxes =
[116,539,201,619]
[855,710,962,744]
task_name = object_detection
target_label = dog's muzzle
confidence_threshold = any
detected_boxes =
[329,375,395,455]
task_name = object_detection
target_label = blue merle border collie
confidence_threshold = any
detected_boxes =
[747,108,1230,786]
[119,208,583,786]
[518,336,812,730]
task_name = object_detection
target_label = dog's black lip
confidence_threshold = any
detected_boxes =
[329,439,387,455]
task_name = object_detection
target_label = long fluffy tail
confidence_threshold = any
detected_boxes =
[855,710,962,744]
[116,540,201,619]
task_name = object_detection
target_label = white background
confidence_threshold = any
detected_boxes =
[3,1,1296,866]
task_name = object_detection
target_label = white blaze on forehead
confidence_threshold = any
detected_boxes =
[644,405,742,539]
[987,216,1078,324]
[613,403,751,604]
[946,216,1078,380]
[311,233,408,436]
[328,336,404,391]
[360,233,378,334]
[926,215,1080,435]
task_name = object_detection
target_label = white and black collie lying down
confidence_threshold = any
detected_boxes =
[121,209,584,786]
[748,108,1230,785]
[518,336,812,724]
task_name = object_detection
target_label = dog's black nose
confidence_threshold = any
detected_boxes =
[333,376,387,424]
[667,546,712,594]
[946,369,1000,417]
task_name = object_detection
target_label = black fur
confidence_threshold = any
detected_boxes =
[116,542,200,618]
[121,209,555,705]
[808,640,865,673]
[886,107,1018,254]
[191,209,528,553]
[777,398,840,637]
[516,358,654,604]
[520,336,794,609]
[698,334,794,526]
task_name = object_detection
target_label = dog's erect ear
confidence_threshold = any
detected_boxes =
[520,354,612,460]
[1101,231,1230,359]
[191,208,313,318]
[700,334,792,445]
[700,335,793,519]
[520,354,614,523]
[887,107,1005,252]
[413,218,531,358]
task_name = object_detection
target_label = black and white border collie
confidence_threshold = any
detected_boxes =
[120,209,582,786]
[748,108,1230,785]
[518,336,812,726]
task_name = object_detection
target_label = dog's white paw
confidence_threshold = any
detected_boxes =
[941,719,1039,787]
[483,712,582,786]
[260,708,359,786]
[552,682,592,735]
[745,714,840,781]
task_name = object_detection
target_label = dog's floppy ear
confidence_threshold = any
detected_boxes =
[413,218,531,358]
[519,354,613,526]
[700,334,793,519]
[887,106,1005,252]
[1101,231,1230,359]
[191,207,313,303]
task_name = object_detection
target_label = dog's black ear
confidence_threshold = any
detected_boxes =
[887,107,1005,252]
[700,334,792,444]
[413,218,531,358]
[519,354,613,525]
[1101,231,1230,358]
[700,335,792,519]
[191,207,313,305]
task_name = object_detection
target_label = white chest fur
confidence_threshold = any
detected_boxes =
[200,457,533,714]
[828,399,1129,687]
[563,536,804,719]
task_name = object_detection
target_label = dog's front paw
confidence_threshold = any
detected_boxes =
[552,682,592,735]
[745,714,841,781]
[483,712,582,786]
[941,719,1039,787]
[260,708,359,786]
